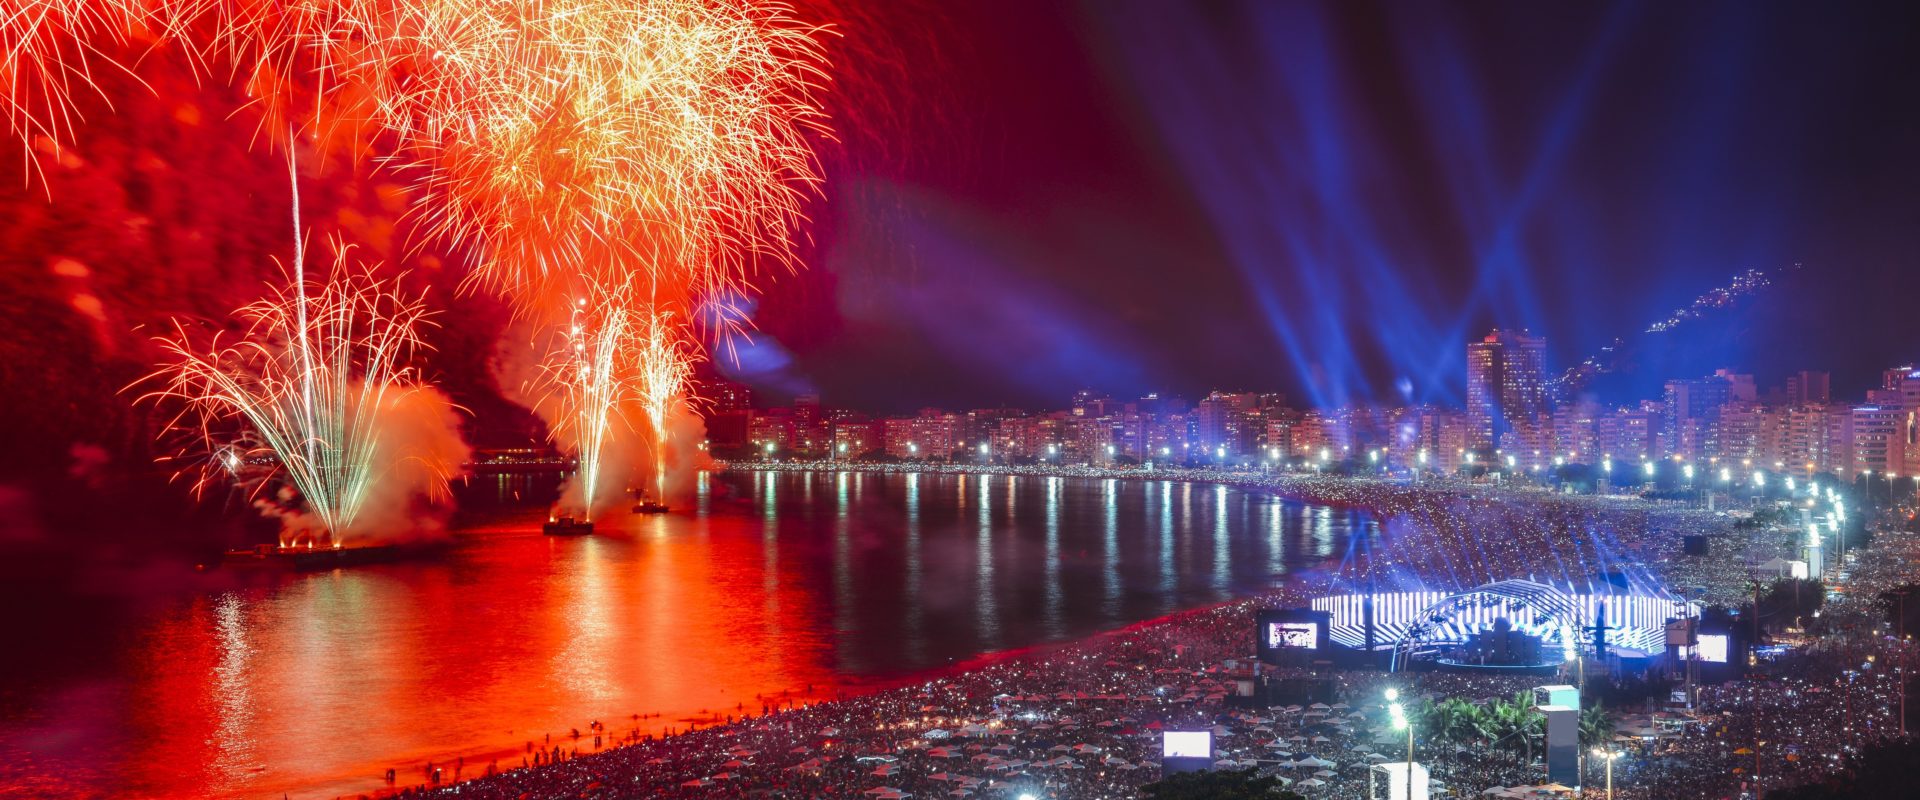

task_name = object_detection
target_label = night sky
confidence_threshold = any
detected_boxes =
[748,0,1920,412]
[0,0,1918,543]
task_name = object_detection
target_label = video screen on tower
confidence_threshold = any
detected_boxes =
[1162,731,1212,759]
[1267,621,1321,650]
[1694,634,1730,663]
[1255,609,1331,664]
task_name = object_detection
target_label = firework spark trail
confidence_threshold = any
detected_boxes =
[534,290,637,520]
[141,241,447,544]
[212,1,832,506]
[634,304,695,499]
[0,0,165,185]
[16,1,833,521]
[207,0,830,311]
[11,1,829,308]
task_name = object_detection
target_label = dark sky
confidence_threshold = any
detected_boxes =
[735,0,1920,412]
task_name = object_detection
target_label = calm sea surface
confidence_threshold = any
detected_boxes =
[0,470,1376,799]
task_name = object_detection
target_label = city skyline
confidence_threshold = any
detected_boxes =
[707,329,1920,488]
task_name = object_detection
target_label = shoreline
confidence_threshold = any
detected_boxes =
[410,583,1323,800]
[405,468,1772,800]
[719,459,1700,516]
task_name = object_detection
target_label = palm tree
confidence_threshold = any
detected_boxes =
[1579,702,1615,749]
[1482,692,1545,764]
[1420,697,1482,748]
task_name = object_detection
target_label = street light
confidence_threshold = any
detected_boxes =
[1387,689,1413,800]
[1592,747,1620,800]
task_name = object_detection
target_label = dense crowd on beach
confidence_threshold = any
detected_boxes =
[387,466,1916,800]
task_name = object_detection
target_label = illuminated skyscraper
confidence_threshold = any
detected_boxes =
[1663,373,1736,459]
[1195,391,1257,455]
[1465,329,1547,450]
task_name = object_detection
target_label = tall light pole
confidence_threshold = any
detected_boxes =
[1591,747,1618,800]
[1387,688,1412,800]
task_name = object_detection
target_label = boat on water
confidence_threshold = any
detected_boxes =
[220,543,408,570]
[543,515,594,536]
[631,498,671,514]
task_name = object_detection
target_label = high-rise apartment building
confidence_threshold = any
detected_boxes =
[1465,330,1548,451]
[1663,374,1735,460]
[1195,391,1258,455]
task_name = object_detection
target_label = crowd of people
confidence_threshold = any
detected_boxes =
[376,465,1915,800]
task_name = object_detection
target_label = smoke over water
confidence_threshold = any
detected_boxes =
[351,385,471,542]
[652,405,712,504]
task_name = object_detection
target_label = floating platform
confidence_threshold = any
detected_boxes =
[543,516,594,536]
[631,500,671,514]
[220,543,411,570]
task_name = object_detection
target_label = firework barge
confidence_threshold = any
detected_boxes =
[219,543,421,570]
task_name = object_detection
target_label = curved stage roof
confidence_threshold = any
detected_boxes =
[1310,580,1699,657]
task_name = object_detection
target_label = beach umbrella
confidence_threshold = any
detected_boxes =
[1299,778,1327,787]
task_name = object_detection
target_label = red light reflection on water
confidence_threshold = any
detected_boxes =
[46,515,866,799]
